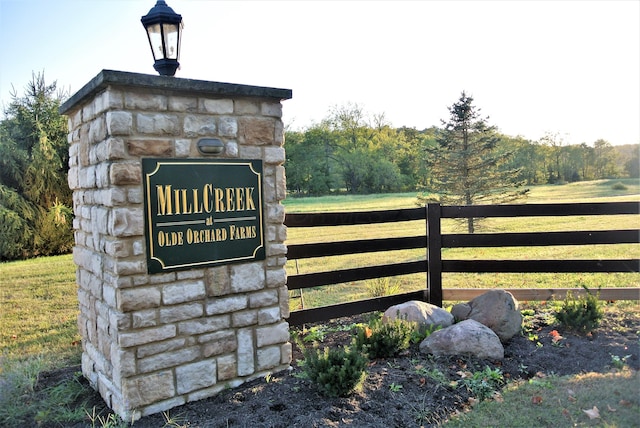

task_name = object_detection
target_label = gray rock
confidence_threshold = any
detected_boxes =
[451,289,522,342]
[383,300,454,330]
[419,319,504,359]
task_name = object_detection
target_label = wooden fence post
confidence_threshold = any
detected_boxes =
[426,203,443,307]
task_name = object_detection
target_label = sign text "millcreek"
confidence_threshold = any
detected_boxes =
[156,185,256,216]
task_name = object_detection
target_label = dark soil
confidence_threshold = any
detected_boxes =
[37,304,639,427]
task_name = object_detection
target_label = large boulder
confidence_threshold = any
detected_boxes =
[419,319,504,359]
[451,289,522,342]
[383,300,454,330]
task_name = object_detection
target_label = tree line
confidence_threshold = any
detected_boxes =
[285,104,637,196]
[0,76,638,260]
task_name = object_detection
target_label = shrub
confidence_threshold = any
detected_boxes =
[355,316,414,358]
[302,345,368,397]
[366,277,401,297]
[611,182,628,191]
[555,285,603,332]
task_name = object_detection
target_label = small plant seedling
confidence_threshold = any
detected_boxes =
[610,354,631,370]
[389,382,403,392]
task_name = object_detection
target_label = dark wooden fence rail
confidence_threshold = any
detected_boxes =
[284,202,640,326]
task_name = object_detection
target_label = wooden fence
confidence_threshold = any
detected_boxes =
[284,201,640,326]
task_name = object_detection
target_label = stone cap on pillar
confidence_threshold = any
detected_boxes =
[60,69,293,115]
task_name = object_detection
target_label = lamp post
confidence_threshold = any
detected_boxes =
[141,0,183,77]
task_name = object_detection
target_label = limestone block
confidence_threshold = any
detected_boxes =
[218,116,238,137]
[225,141,239,157]
[137,337,188,359]
[163,281,206,305]
[266,243,287,258]
[232,310,258,327]
[238,145,261,159]
[176,359,217,394]
[202,99,233,114]
[178,316,230,335]
[132,308,157,328]
[257,346,281,371]
[184,115,216,137]
[230,263,265,293]
[109,207,144,237]
[205,266,231,297]
[114,259,146,276]
[119,279,161,307]
[264,146,285,164]
[281,342,292,365]
[136,113,179,135]
[261,102,282,118]
[138,346,200,373]
[217,354,237,381]
[119,324,176,348]
[206,295,247,315]
[275,166,286,201]
[177,270,205,280]
[175,139,192,157]
[125,93,167,111]
[201,331,237,357]
[160,302,204,323]
[127,139,173,156]
[169,96,197,112]
[110,162,141,185]
[239,117,275,145]
[256,321,289,347]
[258,307,281,325]
[274,120,284,145]
[237,328,255,376]
[266,269,286,288]
[266,203,285,223]
[123,370,175,408]
[249,290,278,308]
[106,111,132,136]
[235,100,260,115]
[89,117,107,144]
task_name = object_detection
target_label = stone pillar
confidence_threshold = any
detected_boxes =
[60,70,292,421]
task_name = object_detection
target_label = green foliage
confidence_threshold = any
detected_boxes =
[554,285,604,332]
[0,72,72,260]
[302,345,368,397]
[355,316,414,358]
[422,91,529,233]
[460,366,504,401]
[366,277,402,297]
[612,181,628,190]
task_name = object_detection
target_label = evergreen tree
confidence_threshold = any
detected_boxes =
[421,92,528,233]
[0,72,73,259]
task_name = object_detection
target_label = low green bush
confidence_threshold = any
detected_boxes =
[355,316,414,358]
[302,345,368,398]
[554,285,603,332]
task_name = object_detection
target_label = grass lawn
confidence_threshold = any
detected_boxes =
[0,178,637,426]
[285,179,640,310]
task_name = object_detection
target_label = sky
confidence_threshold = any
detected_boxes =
[0,0,638,146]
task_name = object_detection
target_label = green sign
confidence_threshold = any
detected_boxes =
[142,158,264,273]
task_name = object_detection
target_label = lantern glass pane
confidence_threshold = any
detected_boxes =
[147,23,163,60]
[162,23,180,59]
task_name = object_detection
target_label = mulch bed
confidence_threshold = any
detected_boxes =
[38,304,639,427]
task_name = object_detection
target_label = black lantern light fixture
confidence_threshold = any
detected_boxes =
[141,0,183,77]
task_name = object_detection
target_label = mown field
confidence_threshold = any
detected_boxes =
[0,179,638,368]
[285,179,640,309]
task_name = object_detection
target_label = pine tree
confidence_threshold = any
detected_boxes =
[421,92,528,233]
